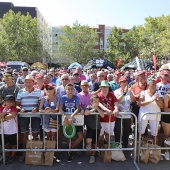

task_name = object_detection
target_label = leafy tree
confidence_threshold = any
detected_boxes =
[56,21,98,64]
[0,10,44,62]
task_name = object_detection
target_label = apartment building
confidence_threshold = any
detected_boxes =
[0,2,51,62]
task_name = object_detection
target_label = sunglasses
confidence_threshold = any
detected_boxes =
[98,75,104,77]
[73,74,79,76]
[23,70,28,72]
[4,75,12,78]
[46,87,54,91]
[62,78,69,81]
[104,98,107,105]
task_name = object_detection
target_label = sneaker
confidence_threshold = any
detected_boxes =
[164,140,170,146]
[86,143,91,150]
[67,152,74,163]
[89,156,95,164]
[164,152,170,161]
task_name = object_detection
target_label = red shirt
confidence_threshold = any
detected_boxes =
[97,92,118,122]
[0,106,18,113]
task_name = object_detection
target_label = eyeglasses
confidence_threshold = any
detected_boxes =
[98,75,104,77]
[23,70,28,72]
[62,78,69,81]
[46,87,54,91]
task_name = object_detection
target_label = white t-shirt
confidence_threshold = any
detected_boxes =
[156,82,170,98]
[0,107,18,134]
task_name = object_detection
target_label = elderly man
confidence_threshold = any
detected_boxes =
[16,75,42,162]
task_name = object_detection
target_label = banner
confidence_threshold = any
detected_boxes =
[116,58,122,69]
[152,55,157,72]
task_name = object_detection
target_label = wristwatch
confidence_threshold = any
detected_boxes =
[123,92,127,96]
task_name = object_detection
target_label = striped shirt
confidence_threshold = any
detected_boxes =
[16,88,42,117]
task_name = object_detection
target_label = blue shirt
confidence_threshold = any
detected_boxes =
[60,95,80,114]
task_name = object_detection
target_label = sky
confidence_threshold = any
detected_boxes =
[1,0,170,28]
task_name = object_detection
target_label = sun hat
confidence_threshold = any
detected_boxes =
[24,75,35,82]
[100,80,110,87]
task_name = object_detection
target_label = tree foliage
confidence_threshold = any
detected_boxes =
[0,10,44,62]
[107,14,170,67]
[56,21,98,64]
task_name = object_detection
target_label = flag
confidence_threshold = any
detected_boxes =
[152,55,157,71]
[116,58,122,69]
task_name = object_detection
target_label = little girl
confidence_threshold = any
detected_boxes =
[0,95,18,164]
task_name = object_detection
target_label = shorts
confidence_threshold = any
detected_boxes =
[86,127,100,144]
[44,128,57,133]
[4,134,17,145]
[75,126,83,133]
[19,117,41,133]
[161,115,170,123]
[100,122,115,136]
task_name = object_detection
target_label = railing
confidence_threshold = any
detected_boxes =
[0,112,138,169]
[138,112,170,162]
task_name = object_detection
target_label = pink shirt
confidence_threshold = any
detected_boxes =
[77,91,92,110]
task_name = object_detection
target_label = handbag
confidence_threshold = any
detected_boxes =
[49,117,59,130]
[111,142,126,161]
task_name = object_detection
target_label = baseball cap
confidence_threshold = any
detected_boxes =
[4,72,13,77]
[119,76,128,83]
[114,71,122,76]
[44,83,56,89]
[100,80,110,87]
[4,95,15,102]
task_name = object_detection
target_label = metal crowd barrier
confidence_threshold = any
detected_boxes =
[0,112,138,169]
[138,112,170,162]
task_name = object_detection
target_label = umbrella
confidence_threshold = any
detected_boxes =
[160,63,170,70]
[68,62,82,69]
[84,58,115,70]
[30,62,48,69]
[120,59,157,71]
